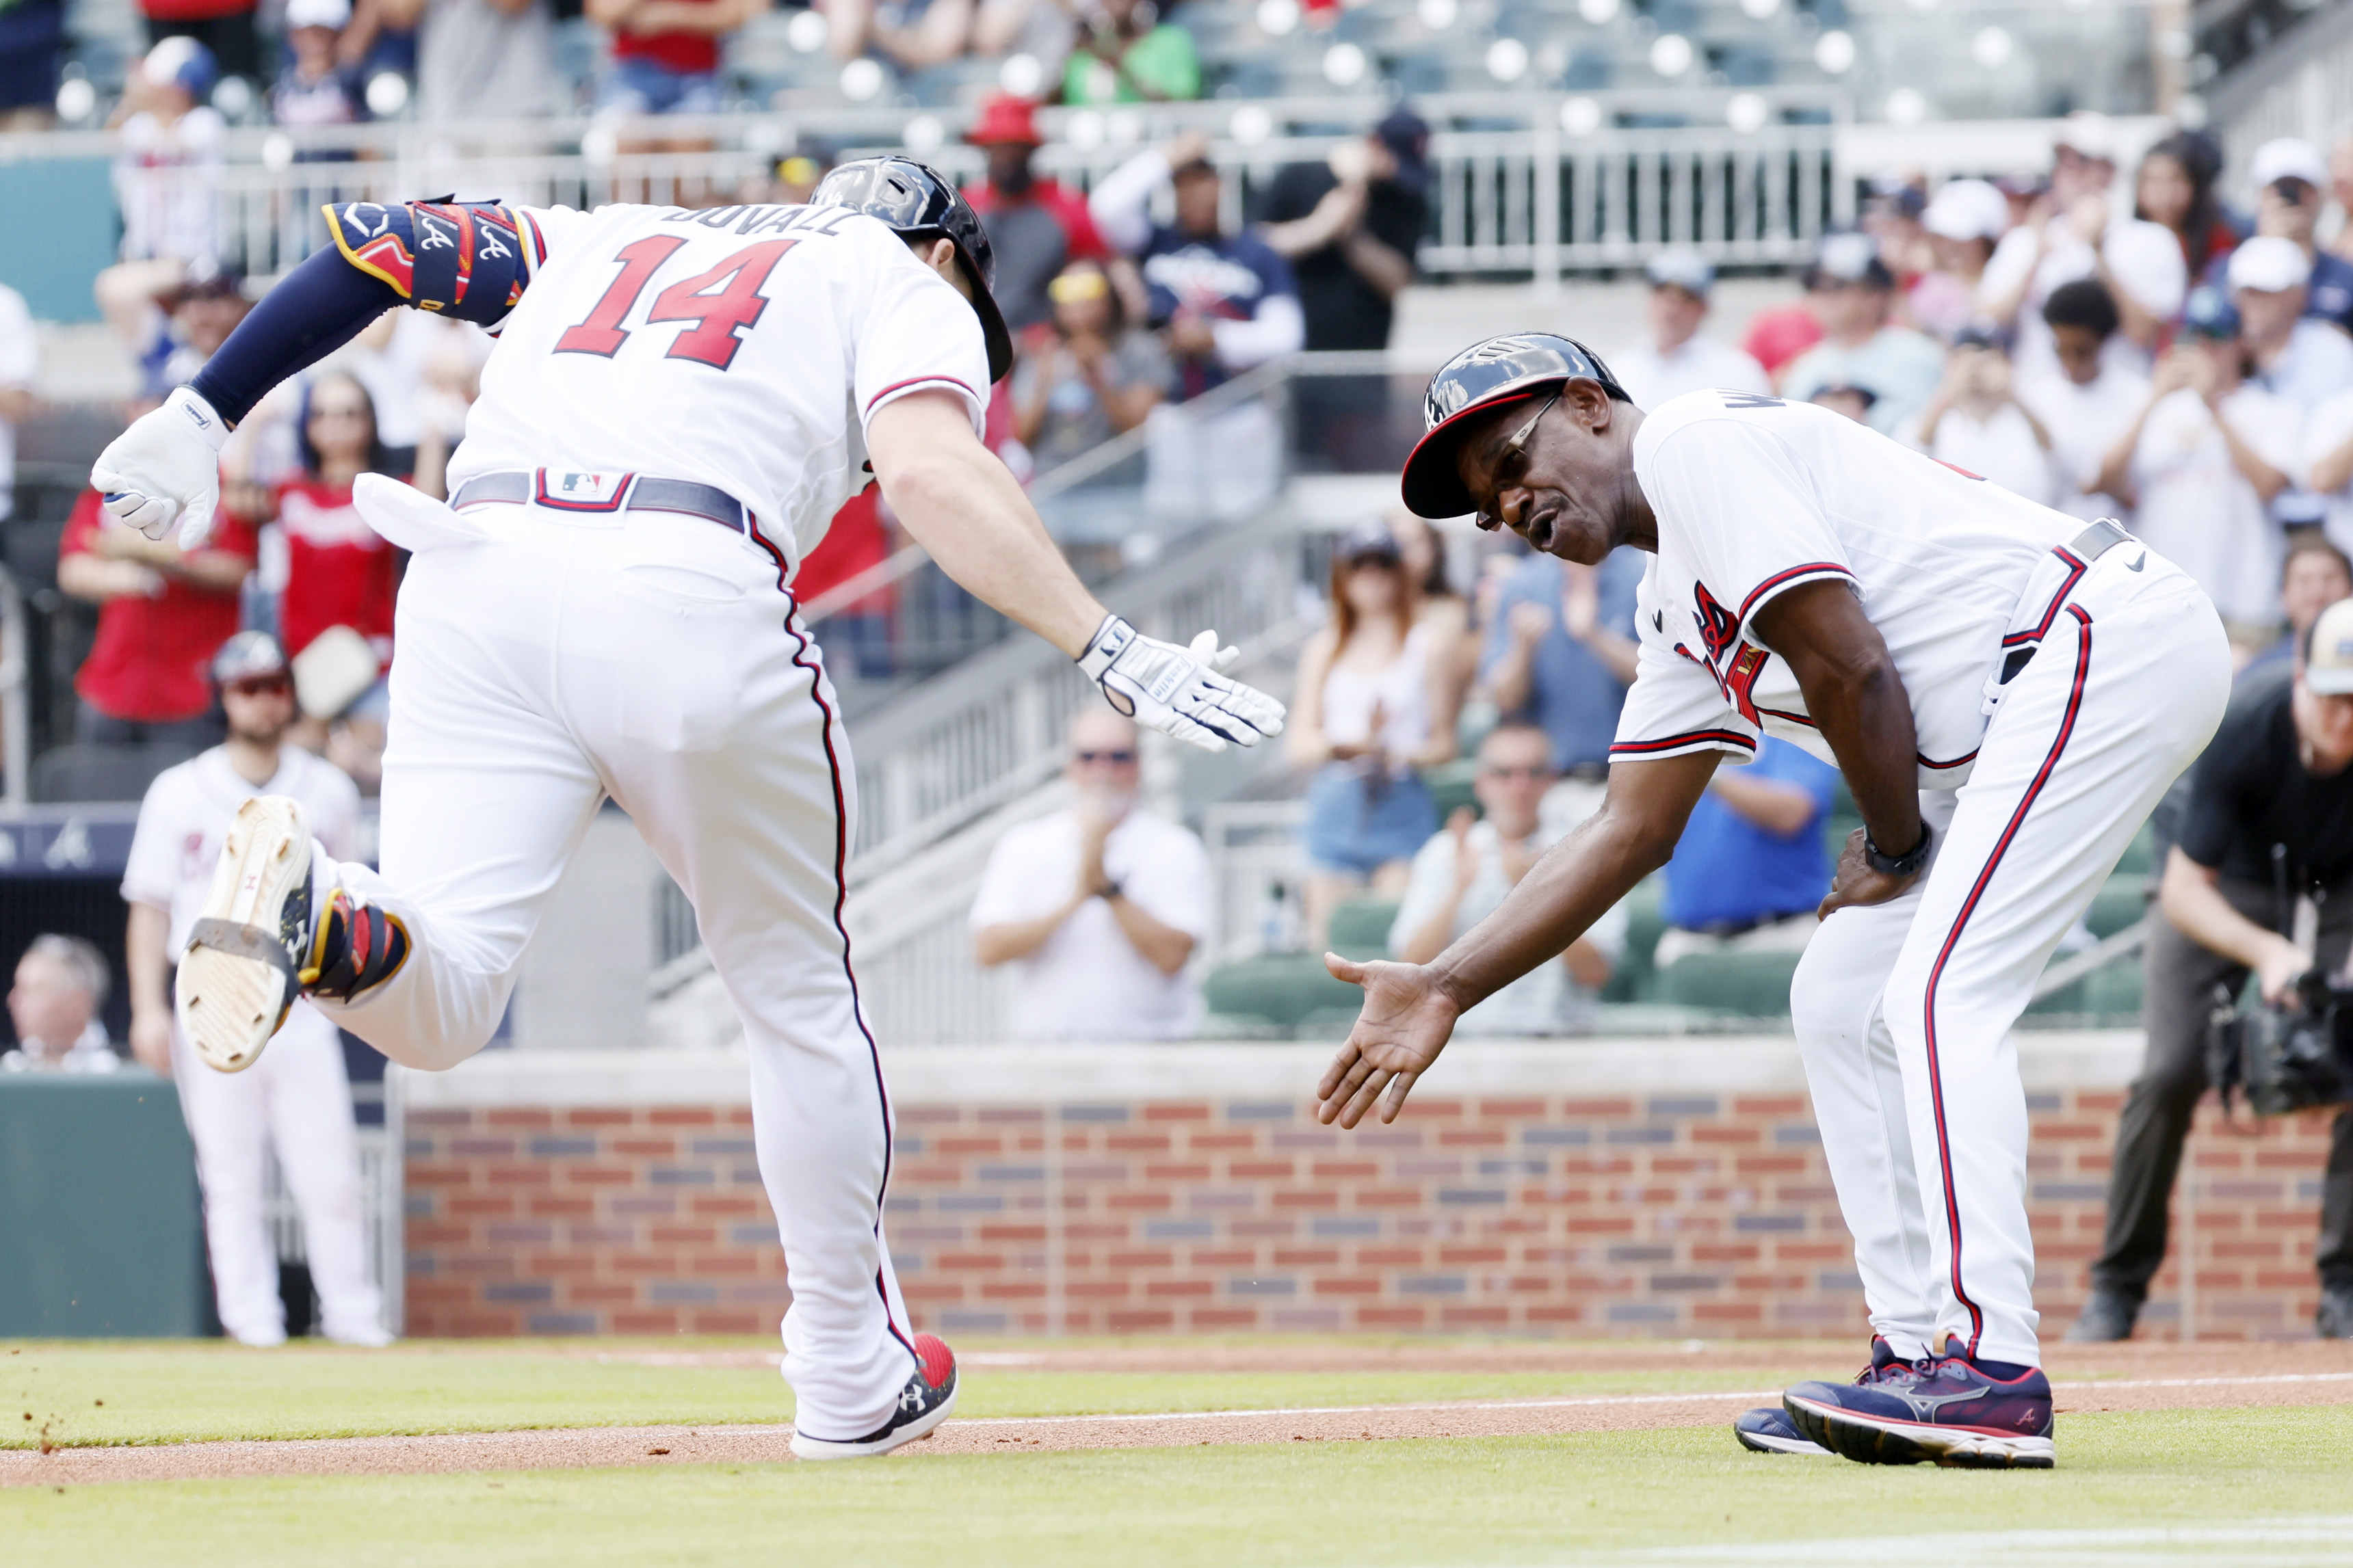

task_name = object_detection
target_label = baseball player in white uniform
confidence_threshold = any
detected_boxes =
[1325,334,2229,1468]
[89,159,1284,1457]
[123,630,389,1347]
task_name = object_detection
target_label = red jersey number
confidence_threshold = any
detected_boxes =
[553,236,797,371]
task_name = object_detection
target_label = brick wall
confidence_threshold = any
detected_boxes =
[400,1065,2340,1340]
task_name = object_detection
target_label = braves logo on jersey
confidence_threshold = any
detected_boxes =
[1692,581,1740,660]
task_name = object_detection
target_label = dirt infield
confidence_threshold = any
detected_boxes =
[4,1341,2346,1489]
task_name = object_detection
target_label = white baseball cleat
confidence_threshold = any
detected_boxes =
[176,795,315,1074]
[789,1334,959,1460]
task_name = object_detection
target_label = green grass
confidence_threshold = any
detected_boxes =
[1,1339,1848,1448]
[5,1409,2350,1566]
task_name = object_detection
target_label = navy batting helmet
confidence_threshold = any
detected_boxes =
[812,157,1014,384]
[1397,333,1630,519]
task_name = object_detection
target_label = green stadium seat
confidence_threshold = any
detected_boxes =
[1603,875,1667,1003]
[1201,954,1363,1035]
[1327,898,1401,960]
[2084,875,2151,940]
[1654,949,1802,1017]
[1425,758,1479,821]
[2114,821,2155,877]
[2083,961,2144,1023]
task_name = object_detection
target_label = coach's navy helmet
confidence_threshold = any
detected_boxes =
[1399,333,1631,519]
[812,157,1014,383]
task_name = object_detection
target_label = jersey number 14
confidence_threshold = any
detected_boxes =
[553,235,798,371]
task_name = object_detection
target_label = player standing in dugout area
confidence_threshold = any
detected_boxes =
[1321,334,2231,1468]
[88,161,1286,1459]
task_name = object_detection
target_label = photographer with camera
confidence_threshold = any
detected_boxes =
[2071,598,2353,1342]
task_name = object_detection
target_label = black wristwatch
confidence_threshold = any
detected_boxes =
[1093,878,1124,903]
[1864,821,1934,878]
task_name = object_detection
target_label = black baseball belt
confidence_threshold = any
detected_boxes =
[451,468,749,535]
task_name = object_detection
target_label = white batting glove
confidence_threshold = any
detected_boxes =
[1079,615,1287,754]
[90,386,230,549]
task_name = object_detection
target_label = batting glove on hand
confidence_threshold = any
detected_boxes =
[90,386,230,549]
[1079,615,1287,754]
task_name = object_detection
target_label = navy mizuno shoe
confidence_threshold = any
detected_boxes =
[1732,1405,1831,1455]
[1783,1336,2054,1469]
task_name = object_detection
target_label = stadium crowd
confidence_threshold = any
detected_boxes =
[16,37,2353,1039]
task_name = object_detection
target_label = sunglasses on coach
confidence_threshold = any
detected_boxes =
[1075,749,1138,765]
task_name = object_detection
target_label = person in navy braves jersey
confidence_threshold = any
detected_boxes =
[1088,131,1305,402]
[1316,332,2231,1469]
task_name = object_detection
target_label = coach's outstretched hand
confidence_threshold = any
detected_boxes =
[1079,615,1286,754]
[1315,954,1460,1128]
[91,386,231,548]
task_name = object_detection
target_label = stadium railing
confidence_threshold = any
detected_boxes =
[4,88,1871,283]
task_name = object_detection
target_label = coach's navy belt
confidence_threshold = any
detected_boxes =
[451,468,748,535]
[1984,518,2139,710]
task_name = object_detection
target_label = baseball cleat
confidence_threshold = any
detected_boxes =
[177,796,316,1073]
[1783,1337,2054,1469]
[790,1333,958,1460]
[1733,1406,1832,1455]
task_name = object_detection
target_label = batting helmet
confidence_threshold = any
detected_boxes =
[1397,333,1629,520]
[811,157,1014,384]
[212,630,289,687]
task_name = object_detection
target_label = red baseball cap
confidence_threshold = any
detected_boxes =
[967,93,1043,148]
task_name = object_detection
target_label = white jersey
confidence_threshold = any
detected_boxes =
[451,202,991,574]
[2129,384,2295,628]
[1610,333,1772,413]
[124,747,363,956]
[1613,390,2078,787]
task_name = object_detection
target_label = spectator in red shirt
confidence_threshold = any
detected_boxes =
[962,94,1113,334]
[588,0,764,121]
[270,372,402,674]
[1742,293,1826,388]
[55,488,255,745]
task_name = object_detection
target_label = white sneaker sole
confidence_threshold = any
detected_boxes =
[178,795,311,1074]
[1787,1394,2056,1469]
[1735,1429,1834,1456]
[789,1383,958,1461]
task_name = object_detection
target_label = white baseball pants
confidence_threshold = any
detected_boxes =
[310,488,915,1441]
[1789,546,2228,1368]
[172,1000,384,1346]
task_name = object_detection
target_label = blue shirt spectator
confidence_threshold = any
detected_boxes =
[1661,738,1839,931]
[1478,548,1643,773]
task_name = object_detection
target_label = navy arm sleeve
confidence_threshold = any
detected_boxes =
[189,199,538,427]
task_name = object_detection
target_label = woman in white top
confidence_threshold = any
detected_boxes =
[1289,520,1460,945]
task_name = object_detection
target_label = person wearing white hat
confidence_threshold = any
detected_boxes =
[1977,118,2188,386]
[1913,179,2011,341]
[1608,248,1771,412]
[270,0,363,129]
[2099,286,2297,646]
[2242,138,2353,333]
[2231,238,2353,538]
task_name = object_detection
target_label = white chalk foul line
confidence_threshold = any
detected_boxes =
[938,1369,2353,1431]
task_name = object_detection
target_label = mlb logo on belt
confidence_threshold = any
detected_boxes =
[534,469,635,510]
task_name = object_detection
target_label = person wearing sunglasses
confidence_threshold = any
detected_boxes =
[1289,519,1462,947]
[1386,721,1621,1035]
[970,706,1211,1041]
[1318,330,2233,1467]
[119,630,389,1348]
